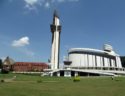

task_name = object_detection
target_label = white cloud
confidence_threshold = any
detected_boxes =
[23,0,79,10]
[11,36,35,57]
[24,0,38,6]
[11,36,29,47]
[57,0,65,3]
[57,0,79,3]
[68,0,79,2]
[24,0,41,10]
[45,2,50,8]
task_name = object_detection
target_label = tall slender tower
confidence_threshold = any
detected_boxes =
[50,10,61,70]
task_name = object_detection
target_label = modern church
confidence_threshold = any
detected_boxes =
[44,11,125,77]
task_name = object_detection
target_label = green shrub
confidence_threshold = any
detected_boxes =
[37,79,43,83]
[1,79,5,83]
[73,76,80,82]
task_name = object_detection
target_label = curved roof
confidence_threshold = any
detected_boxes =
[3,56,15,65]
[68,48,117,56]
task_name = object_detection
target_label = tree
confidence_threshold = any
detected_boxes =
[0,59,3,69]
[120,56,125,67]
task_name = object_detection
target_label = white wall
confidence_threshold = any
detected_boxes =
[68,52,122,69]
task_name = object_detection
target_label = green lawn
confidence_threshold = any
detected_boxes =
[0,73,125,96]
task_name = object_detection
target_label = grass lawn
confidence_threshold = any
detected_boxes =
[0,73,125,96]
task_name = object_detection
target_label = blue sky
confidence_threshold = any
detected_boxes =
[0,0,125,63]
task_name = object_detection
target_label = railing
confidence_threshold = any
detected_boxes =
[64,66,125,71]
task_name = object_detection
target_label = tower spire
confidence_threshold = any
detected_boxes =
[50,10,61,70]
[53,10,59,18]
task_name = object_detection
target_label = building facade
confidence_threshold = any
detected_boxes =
[48,44,125,77]
[12,62,48,72]
[67,48,122,70]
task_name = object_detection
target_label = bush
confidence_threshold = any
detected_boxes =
[37,79,43,83]
[73,76,80,82]
[1,79,5,83]
[1,69,9,74]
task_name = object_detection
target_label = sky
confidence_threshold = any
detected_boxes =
[0,0,125,63]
